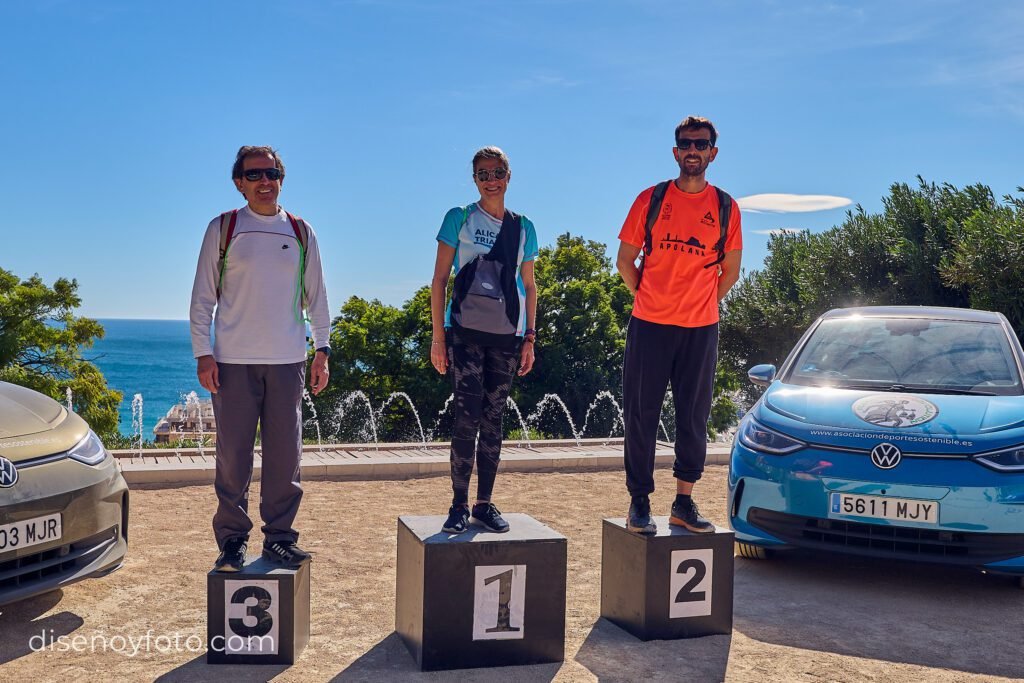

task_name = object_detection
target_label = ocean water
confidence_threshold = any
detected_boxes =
[90,319,203,437]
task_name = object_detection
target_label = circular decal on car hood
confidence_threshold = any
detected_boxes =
[852,395,939,428]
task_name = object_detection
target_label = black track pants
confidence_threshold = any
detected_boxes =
[622,317,719,496]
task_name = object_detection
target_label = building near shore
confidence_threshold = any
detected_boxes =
[153,399,216,444]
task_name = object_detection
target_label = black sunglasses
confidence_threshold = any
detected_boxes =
[676,139,713,151]
[473,168,508,182]
[242,167,283,182]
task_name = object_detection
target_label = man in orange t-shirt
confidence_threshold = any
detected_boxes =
[615,116,742,534]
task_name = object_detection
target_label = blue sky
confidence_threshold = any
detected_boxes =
[3,0,1021,319]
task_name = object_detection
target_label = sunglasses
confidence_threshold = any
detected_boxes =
[676,139,713,151]
[242,167,283,182]
[473,168,509,182]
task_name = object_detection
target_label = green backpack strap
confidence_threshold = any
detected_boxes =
[285,212,310,322]
[216,209,238,300]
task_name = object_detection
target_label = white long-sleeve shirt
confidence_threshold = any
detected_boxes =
[190,206,331,363]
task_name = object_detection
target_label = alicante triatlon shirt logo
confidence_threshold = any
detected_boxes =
[852,395,939,428]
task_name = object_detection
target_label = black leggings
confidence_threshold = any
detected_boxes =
[447,329,520,506]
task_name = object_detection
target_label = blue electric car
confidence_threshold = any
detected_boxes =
[729,306,1024,582]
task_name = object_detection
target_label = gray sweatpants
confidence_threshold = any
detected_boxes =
[211,361,305,549]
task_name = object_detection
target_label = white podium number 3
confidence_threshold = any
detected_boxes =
[473,565,526,641]
[224,580,280,654]
[669,549,713,619]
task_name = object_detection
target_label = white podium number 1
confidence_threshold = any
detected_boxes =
[472,565,526,641]
[669,549,713,619]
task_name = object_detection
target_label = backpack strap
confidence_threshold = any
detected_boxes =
[216,209,238,300]
[703,186,733,269]
[637,181,671,288]
[643,181,672,256]
[285,212,310,318]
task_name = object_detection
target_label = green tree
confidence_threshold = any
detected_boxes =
[719,179,1022,406]
[0,269,122,435]
[521,233,628,437]
[942,187,1024,333]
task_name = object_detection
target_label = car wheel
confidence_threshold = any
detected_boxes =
[735,541,771,560]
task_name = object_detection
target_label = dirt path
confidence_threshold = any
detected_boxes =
[1,467,1021,682]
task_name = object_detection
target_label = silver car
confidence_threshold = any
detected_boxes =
[0,381,128,606]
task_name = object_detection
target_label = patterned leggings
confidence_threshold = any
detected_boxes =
[446,329,521,506]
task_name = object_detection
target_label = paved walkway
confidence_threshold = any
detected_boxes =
[111,439,733,486]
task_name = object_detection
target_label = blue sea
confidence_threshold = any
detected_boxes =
[90,319,203,437]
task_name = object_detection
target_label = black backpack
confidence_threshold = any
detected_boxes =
[638,181,733,285]
[450,209,522,347]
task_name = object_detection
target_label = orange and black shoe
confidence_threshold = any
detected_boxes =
[669,497,714,533]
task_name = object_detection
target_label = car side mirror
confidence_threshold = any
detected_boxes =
[748,364,776,387]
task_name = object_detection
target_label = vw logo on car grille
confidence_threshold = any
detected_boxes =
[870,443,902,469]
[0,456,18,488]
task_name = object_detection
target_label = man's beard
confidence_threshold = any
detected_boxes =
[679,156,707,177]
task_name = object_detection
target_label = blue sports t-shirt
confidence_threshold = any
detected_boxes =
[436,203,539,335]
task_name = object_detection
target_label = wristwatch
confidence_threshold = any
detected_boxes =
[316,346,331,358]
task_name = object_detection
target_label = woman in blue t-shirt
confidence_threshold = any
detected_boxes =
[429,146,539,534]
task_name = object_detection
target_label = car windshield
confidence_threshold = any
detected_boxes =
[785,317,1023,396]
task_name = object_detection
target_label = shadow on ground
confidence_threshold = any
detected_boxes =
[733,549,1024,679]
[0,590,84,666]
[330,631,561,682]
[154,653,288,682]
[575,618,731,682]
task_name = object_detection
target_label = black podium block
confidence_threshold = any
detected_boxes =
[396,513,567,671]
[601,517,733,641]
[207,556,311,664]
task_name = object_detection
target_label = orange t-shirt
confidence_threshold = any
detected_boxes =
[618,182,742,328]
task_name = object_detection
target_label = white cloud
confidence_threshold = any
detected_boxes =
[737,194,853,214]
[751,228,805,236]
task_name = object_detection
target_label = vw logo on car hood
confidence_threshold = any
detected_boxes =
[0,456,18,488]
[870,443,902,469]
[853,394,939,428]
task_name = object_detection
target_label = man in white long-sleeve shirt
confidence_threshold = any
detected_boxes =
[190,145,331,572]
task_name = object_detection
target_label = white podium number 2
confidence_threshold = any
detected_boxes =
[224,580,280,654]
[669,549,713,619]
[472,565,526,641]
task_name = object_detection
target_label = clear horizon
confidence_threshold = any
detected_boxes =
[4,1,1021,319]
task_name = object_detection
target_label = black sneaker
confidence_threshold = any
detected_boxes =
[262,539,312,567]
[442,505,470,533]
[627,495,657,534]
[669,498,714,533]
[471,502,510,533]
[213,537,247,572]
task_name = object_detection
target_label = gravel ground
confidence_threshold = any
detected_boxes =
[1,466,1021,682]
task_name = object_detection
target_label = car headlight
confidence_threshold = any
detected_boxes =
[68,430,108,465]
[738,417,805,455]
[974,445,1024,472]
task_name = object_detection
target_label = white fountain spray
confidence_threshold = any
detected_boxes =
[65,387,73,413]
[505,396,532,448]
[526,393,582,446]
[377,392,427,446]
[426,393,456,443]
[580,390,626,440]
[302,389,324,454]
[183,391,207,457]
[335,391,379,447]
[130,393,144,458]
